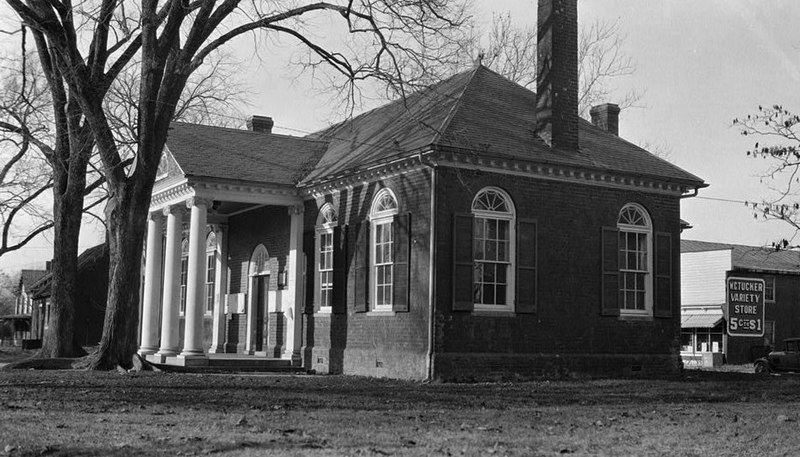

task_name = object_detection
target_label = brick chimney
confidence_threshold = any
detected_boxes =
[535,0,579,151]
[590,103,621,136]
[246,115,274,133]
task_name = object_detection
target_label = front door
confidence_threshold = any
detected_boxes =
[253,275,269,352]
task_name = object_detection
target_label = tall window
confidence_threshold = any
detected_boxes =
[764,276,776,302]
[180,238,189,314]
[617,204,652,313]
[472,188,515,310]
[205,232,217,315]
[370,189,398,310]
[316,204,337,311]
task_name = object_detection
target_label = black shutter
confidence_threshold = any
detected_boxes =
[452,213,475,312]
[601,226,620,316]
[354,222,369,313]
[303,231,315,314]
[516,218,538,314]
[654,231,673,318]
[332,225,348,314]
[392,213,411,312]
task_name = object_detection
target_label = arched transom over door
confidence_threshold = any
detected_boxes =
[248,244,270,354]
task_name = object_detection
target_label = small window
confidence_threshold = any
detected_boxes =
[617,203,652,315]
[764,276,775,302]
[316,204,337,311]
[370,189,398,311]
[471,187,515,311]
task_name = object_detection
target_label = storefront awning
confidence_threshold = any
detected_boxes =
[681,311,724,329]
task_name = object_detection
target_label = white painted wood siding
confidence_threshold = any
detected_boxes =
[681,249,732,306]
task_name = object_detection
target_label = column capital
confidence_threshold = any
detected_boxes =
[288,204,304,216]
[187,197,214,209]
[148,211,163,222]
[162,205,186,217]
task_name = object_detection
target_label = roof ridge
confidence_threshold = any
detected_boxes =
[430,65,483,146]
[170,121,328,145]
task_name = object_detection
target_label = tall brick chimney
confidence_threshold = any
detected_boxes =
[590,103,620,136]
[246,115,274,133]
[535,0,579,151]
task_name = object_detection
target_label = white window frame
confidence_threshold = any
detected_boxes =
[471,187,515,312]
[315,204,337,314]
[617,203,653,316]
[764,276,776,303]
[369,188,398,312]
[204,231,217,316]
[179,238,189,315]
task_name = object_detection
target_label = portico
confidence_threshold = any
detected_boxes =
[138,138,313,366]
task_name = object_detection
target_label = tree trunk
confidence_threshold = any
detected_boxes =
[85,184,149,369]
[39,145,89,358]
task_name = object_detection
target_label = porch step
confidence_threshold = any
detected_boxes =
[146,354,307,374]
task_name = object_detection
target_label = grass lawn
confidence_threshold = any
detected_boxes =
[0,351,798,456]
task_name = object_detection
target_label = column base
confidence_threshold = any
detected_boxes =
[146,354,167,364]
[208,344,226,354]
[154,348,179,359]
[166,354,209,367]
[283,350,302,365]
[138,346,159,356]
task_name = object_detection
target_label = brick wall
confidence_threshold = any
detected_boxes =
[432,167,683,380]
[302,168,433,379]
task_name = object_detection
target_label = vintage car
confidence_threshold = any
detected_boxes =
[754,338,800,373]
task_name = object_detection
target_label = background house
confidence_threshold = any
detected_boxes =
[28,243,108,347]
[681,239,800,366]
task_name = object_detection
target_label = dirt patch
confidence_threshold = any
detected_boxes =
[0,368,798,456]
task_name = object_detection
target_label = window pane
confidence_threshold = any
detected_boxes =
[487,219,498,239]
[497,264,507,284]
[487,240,497,261]
[496,285,506,305]
[475,218,485,238]
[484,284,495,305]
[483,264,495,282]
[497,241,508,261]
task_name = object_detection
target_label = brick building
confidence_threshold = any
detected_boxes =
[138,0,706,379]
[681,240,800,366]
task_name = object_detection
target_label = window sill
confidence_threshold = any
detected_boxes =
[618,313,653,322]
[366,310,396,317]
[471,310,516,317]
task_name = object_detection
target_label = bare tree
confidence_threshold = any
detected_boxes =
[734,105,800,248]
[5,0,469,369]
[466,14,642,117]
[0,46,55,258]
[0,25,246,358]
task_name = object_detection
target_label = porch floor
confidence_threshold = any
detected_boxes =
[146,353,307,374]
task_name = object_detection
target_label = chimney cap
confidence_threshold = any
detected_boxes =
[589,103,621,136]
[246,115,274,133]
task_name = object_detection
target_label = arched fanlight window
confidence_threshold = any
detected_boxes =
[617,203,653,313]
[249,244,269,276]
[471,187,515,309]
[316,203,338,310]
[370,188,398,309]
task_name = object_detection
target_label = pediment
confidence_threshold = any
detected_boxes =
[155,146,185,182]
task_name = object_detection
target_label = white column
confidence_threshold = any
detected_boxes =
[155,206,183,358]
[138,212,164,355]
[284,204,305,362]
[208,224,228,354]
[180,198,209,358]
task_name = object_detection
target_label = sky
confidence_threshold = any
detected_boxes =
[2,0,800,272]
